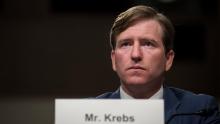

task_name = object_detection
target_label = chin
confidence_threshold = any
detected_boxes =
[125,78,149,86]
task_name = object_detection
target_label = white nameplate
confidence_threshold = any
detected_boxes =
[55,99,164,124]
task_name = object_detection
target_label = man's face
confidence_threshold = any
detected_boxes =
[111,19,174,87]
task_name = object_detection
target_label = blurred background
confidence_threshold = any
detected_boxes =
[0,0,219,124]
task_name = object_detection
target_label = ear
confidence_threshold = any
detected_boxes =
[165,50,175,71]
[111,50,116,71]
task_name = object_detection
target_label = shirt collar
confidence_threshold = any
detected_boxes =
[120,85,163,99]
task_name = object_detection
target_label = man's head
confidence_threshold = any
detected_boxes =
[110,5,175,98]
[110,5,174,54]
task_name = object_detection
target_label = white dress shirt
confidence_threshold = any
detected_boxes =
[120,85,163,99]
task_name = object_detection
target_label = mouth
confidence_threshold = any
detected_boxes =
[127,66,146,70]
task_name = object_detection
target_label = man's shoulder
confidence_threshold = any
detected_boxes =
[168,87,215,101]
[167,87,218,109]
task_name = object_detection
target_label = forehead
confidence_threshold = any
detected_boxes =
[116,19,163,42]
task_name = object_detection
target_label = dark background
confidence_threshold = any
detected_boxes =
[0,0,219,124]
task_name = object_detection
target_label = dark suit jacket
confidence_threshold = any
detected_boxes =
[96,86,220,124]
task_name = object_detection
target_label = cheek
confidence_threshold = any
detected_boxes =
[114,53,129,69]
[155,56,166,70]
[146,52,167,69]
[115,54,124,66]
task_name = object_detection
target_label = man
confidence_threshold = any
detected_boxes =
[96,5,220,124]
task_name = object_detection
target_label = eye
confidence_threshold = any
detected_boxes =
[142,41,153,47]
[121,42,131,47]
[117,40,132,48]
[141,39,156,48]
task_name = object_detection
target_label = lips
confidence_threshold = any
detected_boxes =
[127,66,146,70]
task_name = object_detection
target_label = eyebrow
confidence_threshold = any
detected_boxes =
[140,38,158,43]
[117,37,159,43]
[116,38,132,45]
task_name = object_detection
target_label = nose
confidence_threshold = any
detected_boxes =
[131,42,142,63]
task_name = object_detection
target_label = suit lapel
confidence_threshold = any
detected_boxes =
[109,89,121,99]
[164,86,181,123]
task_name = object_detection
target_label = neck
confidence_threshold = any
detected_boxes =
[121,81,163,99]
